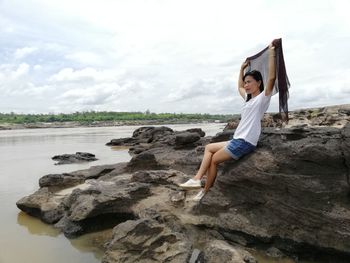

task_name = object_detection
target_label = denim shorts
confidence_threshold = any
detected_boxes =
[224,138,256,160]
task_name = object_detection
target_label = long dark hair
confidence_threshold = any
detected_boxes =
[243,70,264,102]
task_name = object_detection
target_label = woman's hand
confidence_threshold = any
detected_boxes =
[269,42,276,57]
[266,41,277,96]
[241,60,250,70]
[238,61,249,99]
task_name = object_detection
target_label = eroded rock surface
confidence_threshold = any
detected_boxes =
[17,110,350,262]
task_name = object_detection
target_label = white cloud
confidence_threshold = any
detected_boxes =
[14,47,38,60]
[0,0,350,114]
[65,51,103,65]
[49,68,97,82]
[34,64,42,71]
[0,63,30,85]
[11,63,30,78]
[59,85,117,105]
[49,67,124,83]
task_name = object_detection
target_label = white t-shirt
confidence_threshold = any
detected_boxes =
[233,91,272,146]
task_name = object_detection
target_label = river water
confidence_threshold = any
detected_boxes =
[0,123,226,263]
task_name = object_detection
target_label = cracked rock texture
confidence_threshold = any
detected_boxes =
[17,105,350,262]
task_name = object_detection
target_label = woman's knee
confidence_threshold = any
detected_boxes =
[204,143,215,153]
[210,155,221,165]
[211,149,231,165]
[205,142,226,153]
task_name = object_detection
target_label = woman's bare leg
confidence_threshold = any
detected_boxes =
[204,148,232,192]
[193,141,228,180]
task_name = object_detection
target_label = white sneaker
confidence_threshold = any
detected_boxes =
[179,178,201,189]
[193,189,206,201]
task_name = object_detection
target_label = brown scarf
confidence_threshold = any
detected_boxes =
[246,38,290,121]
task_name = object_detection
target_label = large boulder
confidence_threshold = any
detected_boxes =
[16,187,65,224]
[126,152,163,171]
[197,124,350,258]
[210,129,234,142]
[102,218,192,263]
[175,132,201,148]
[54,176,151,238]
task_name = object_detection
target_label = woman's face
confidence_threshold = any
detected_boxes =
[243,76,261,96]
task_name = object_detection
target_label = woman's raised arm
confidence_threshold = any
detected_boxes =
[265,43,276,96]
[238,61,249,99]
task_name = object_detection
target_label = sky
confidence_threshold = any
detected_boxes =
[0,0,349,114]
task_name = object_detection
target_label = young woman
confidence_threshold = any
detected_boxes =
[180,42,277,201]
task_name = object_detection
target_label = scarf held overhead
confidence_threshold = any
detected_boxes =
[246,38,290,121]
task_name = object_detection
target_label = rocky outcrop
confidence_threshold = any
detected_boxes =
[224,104,350,130]
[16,111,350,262]
[106,126,206,154]
[52,152,98,165]
[198,125,350,261]
[55,177,150,238]
[16,187,66,224]
[126,152,163,171]
[204,240,257,263]
[102,218,192,263]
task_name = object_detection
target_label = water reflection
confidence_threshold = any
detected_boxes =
[17,212,60,237]
[110,145,130,151]
[69,229,113,260]
[17,211,109,261]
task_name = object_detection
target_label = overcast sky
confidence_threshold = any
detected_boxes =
[1,0,349,114]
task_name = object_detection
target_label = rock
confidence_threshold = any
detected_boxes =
[204,240,257,263]
[210,129,234,142]
[16,163,150,238]
[188,248,205,263]
[38,163,126,188]
[106,126,206,151]
[266,247,285,258]
[128,145,150,154]
[132,126,174,143]
[52,152,98,165]
[126,152,163,171]
[198,125,350,256]
[339,108,350,115]
[186,128,206,137]
[142,146,202,175]
[224,104,350,130]
[72,163,128,180]
[55,179,151,238]
[169,191,186,203]
[16,187,65,224]
[224,116,240,130]
[173,147,204,172]
[17,112,350,262]
[175,132,201,148]
[102,218,192,263]
[39,173,85,188]
[341,123,350,184]
[105,137,136,146]
[131,169,188,186]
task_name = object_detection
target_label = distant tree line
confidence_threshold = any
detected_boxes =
[0,111,236,124]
